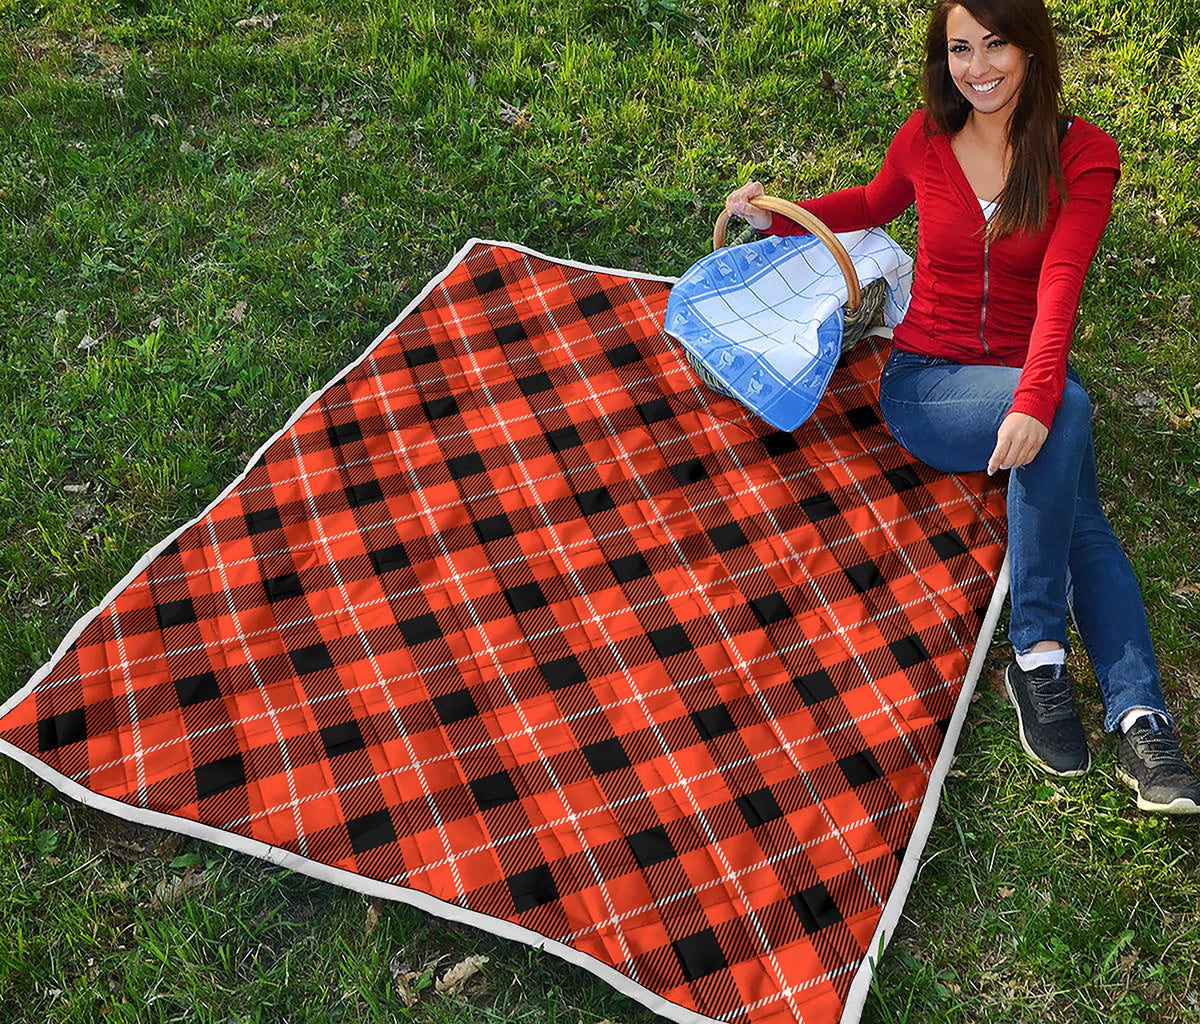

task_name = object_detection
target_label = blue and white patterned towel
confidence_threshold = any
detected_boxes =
[665,229,914,430]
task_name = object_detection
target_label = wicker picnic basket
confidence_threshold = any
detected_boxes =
[683,195,888,398]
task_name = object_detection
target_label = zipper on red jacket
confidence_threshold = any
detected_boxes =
[978,227,1005,365]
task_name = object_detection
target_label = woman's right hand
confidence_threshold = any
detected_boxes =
[725,181,773,232]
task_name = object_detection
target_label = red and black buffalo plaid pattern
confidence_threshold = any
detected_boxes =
[1,242,1006,1024]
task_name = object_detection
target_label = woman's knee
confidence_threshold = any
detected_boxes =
[1045,381,1092,446]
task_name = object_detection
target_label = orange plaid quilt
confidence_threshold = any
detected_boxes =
[0,241,1007,1024]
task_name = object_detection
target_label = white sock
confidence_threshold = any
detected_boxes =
[1120,709,1163,733]
[1015,648,1066,673]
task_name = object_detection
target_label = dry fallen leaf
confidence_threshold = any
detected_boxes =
[151,868,209,908]
[389,953,422,1007]
[149,113,168,128]
[236,12,279,30]
[997,886,1016,899]
[55,308,69,325]
[1131,390,1157,413]
[179,140,197,154]
[347,128,364,151]
[436,954,488,994]
[227,300,248,324]
[365,899,381,935]
[77,333,100,351]
[498,98,528,127]
[819,71,845,96]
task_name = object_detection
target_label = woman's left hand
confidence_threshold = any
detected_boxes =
[987,412,1049,475]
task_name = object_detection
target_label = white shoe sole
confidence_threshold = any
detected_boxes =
[1004,666,1092,778]
[1115,765,1200,815]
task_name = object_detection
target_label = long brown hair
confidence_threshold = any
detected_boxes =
[922,0,1069,239]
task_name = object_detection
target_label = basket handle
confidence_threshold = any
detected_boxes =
[713,195,862,312]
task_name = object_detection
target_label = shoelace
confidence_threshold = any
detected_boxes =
[1029,670,1075,719]
[1131,727,1187,770]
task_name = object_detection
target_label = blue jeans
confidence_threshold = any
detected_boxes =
[878,349,1169,733]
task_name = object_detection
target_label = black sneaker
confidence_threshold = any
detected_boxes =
[1116,716,1200,815]
[1004,662,1092,776]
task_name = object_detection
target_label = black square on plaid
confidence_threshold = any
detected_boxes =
[736,787,784,828]
[433,688,479,725]
[800,493,840,523]
[404,344,438,367]
[890,634,931,669]
[576,486,615,516]
[583,738,631,775]
[327,420,364,447]
[692,704,736,740]
[156,598,197,630]
[540,655,586,692]
[673,929,727,981]
[886,465,921,493]
[400,613,442,646]
[494,320,527,345]
[475,514,514,543]
[708,522,749,553]
[470,770,520,811]
[346,480,384,509]
[290,643,334,677]
[508,863,558,913]
[649,624,691,660]
[448,452,487,480]
[791,882,843,934]
[669,458,708,486]
[369,544,410,575]
[762,431,800,456]
[246,507,283,535]
[577,291,612,318]
[839,749,883,788]
[505,583,547,613]
[546,425,583,452]
[929,529,968,561]
[347,809,397,855]
[264,573,304,603]
[751,592,791,626]
[518,372,554,396]
[195,753,246,800]
[638,397,672,424]
[174,672,222,709]
[845,405,881,430]
[423,396,460,421]
[37,708,87,753]
[608,342,642,367]
[627,826,676,869]
[472,268,504,294]
[321,720,367,758]
[609,553,650,583]
[794,669,837,706]
[844,561,884,593]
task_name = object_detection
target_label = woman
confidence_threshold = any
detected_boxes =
[726,0,1199,813]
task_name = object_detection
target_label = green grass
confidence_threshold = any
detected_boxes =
[2,0,1199,1021]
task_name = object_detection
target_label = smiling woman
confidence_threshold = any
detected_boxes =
[725,0,1200,815]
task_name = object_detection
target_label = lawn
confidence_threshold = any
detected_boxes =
[1,0,1198,1021]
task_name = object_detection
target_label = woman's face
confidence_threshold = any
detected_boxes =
[945,5,1030,121]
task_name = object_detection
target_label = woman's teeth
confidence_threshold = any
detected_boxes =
[971,80,1001,93]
